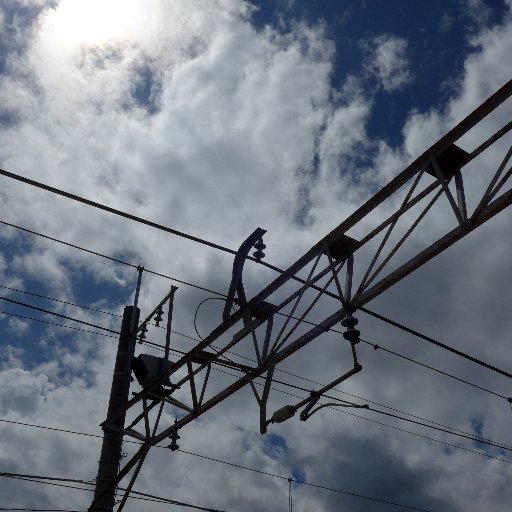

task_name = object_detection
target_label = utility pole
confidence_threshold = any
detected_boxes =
[92,304,140,512]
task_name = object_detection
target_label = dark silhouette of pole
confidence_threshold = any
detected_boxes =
[93,305,139,512]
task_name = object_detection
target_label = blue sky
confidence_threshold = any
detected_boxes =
[1,1,512,511]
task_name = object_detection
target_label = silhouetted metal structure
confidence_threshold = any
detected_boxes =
[89,78,512,511]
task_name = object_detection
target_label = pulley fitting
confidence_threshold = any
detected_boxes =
[341,313,360,344]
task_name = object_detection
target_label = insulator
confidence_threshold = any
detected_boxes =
[343,328,360,343]
[341,316,358,328]
[168,432,180,451]
[253,238,266,261]
[270,404,296,424]
[342,313,360,344]
[154,307,164,327]
[138,323,148,344]
[167,422,180,451]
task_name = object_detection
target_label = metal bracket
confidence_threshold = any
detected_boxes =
[223,227,266,323]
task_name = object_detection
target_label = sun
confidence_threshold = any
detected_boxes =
[45,0,145,47]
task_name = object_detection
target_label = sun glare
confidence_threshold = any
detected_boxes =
[46,0,144,47]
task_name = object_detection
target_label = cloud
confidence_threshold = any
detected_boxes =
[465,0,493,28]
[0,1,512,511]
[362,34,412,92]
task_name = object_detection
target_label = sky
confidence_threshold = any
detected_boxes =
[1,0,512,511]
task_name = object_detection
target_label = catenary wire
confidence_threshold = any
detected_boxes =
[360,338,509,400]
[360,306,512,380]
[2,411,512,512]
[3,172,511,505]
[1,237,510,446]
[2,290,507,411]
[0,284,122,317]
[0,169,288,278]
[0,219,226,297]
[1,295,509,442]
[1,308,506,453]
[0,467,433,512]
[4,348,510,465]
[0,509,83,512]
[0,169,239,256]
[0,473,225,511]
[210,365,512,453]
[133,337,512,450]
[2,412,512,476]
[1,276,507,405]
[2,276,508,405]
[3,214,511,390]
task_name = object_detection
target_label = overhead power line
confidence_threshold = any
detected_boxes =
[360,307,512,380]
[211,365,512,453]
[4,214,511,393]
[1,270,508,405]
[0,168,239,256]
[0,472,226,512]
[3,412,511,470]
[0,168,287,278]
[2,292,509,434]
[0,467,434,512]
[361,338,509,400]
[0,296,119,335]
[0,219,226,297]
[0,284,121,318]
[0,509,83,512]
[3,294,507,443]
[2,288,510,456]
[2,306,509,456]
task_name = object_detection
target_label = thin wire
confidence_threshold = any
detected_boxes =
[2,277,507,405]
[1,273,506,407]
[0,255,509,451]
[0,310,119,338]
[0,168,287,277]
[4,216,512,398]
[0,296,119,334]
[2,413,511,512]
[1,296,508,441]
[361,338,509,400]
[0,168,239,255]
[2,290,509,450]
[269,313,510,402]
[0,509,83,512]
[0,284,122,317]
[0,219,226,297]
[210,365,512,453]
[0,473,225,511]
[360,306,512,380]
[0,465,433,512]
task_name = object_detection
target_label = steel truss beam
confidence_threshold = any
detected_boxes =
[89,78,512,511]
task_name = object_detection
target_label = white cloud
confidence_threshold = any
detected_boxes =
[363,34,412,92]
[7,317,30,336]
[465,0,493,28]
[1,1,512,511]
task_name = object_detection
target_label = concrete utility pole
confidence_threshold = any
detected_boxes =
[93,305,140,512]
